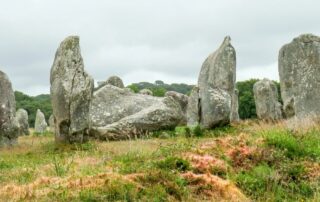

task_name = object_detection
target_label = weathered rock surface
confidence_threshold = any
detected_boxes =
[165,91,189,124]
[186,86,200,126]
[50,36,94,143]
[139,89,153,96]
[279,34,320,118]
[34,109,47,133]
[48,114,55,133]
[187,36,238,128]
[253,79,282,120]
[0,70,19,146]
[230,89,240,122]
[16,109,29,135]
[89,85,184,140]
[165,91,188,114]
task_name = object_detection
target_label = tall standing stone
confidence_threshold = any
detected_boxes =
[188,36,238,128]
[50,36,94,143]
[0,70,19,146]
[16,109,29,135]
[279,34,320,118]
[34,109,47,133]
[253,79,282,121]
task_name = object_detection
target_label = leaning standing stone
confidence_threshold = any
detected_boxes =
[196,36,237,128]
[0,70,19,146]
[34,109,47,134]
[253,79,282,121]
[16,109,29,135]
[50,36,94,143]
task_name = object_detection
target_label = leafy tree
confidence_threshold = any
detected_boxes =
[15,91,52,127]
[151,87,166,97]
[236,79,259,119]
[236,79,282,119]
[127,81,194,96]
[155,80,165,85]
[127,84,139,93]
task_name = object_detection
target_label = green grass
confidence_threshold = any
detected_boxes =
[0,121,319,201]
[262,129,320,159]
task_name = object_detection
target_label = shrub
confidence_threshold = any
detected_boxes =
[184,127,192,138]
[156,157,190,172]
[193,125,203,137]
[136,170,188,201]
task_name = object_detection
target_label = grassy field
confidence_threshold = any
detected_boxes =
[0,121,319,202]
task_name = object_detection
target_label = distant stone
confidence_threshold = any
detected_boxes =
[0,70,19,146]
[48,114,55,133]
[230,89,240,122]
[279,34,320,118]
[89,85,184,140]
[189,36,237,128]
[16,109,29,135]
[50,36,94,143]
[97,75,125,89]
[186,86,200,126]
[139,89,153,96]
[253,79,282,120]
[106,76,124,88]
[34,109,47,133]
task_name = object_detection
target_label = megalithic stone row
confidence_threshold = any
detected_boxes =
[50,36,94,143]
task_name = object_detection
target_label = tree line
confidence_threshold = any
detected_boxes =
[15,79,281,126]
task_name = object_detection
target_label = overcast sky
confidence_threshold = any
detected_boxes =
[1,0,319,95]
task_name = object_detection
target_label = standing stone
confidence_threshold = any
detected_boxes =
[34,109,48,133]
[0,70,19,146]
[50,36,94,143]
[230,89,240,122]
[253,79,282,121]
[48,114,55,133]
[194,36,237,128]
[139,89,153,96]
[279,34,320,118]
[186,86,200,126]
[16,109,29,135]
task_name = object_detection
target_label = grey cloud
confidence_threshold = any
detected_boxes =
[0,0,320,95]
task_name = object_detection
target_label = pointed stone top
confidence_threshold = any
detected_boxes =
[60,36,80,50]
[223,36,231,44]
